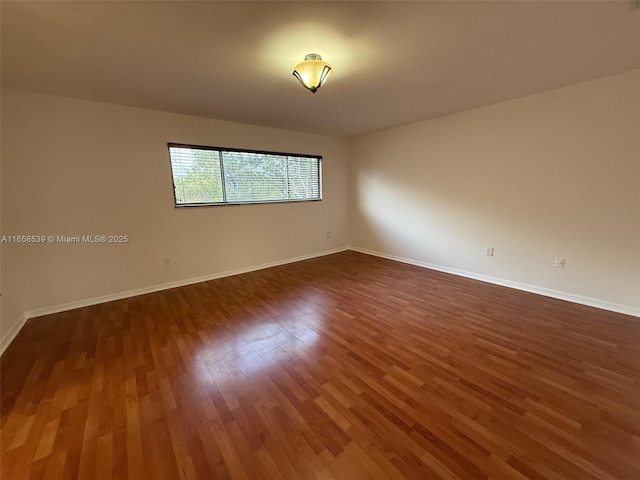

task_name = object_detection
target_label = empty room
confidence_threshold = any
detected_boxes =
[1,1,639,479]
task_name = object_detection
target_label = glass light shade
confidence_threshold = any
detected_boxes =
[292,54,332,94]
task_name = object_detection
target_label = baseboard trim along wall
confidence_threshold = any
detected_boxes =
[0,247,349,356]
[3,244,638,355]
[0,313,29,356]
[350,246,640,318]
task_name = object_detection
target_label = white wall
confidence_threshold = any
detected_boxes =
[349,70,640,315]
[1,89,349,349]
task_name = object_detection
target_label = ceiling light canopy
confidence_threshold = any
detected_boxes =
[292,53,332,94]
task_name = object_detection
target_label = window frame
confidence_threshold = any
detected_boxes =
[167,142,323,208]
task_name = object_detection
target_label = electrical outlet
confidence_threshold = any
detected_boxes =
[163,257,172,267]
[484,246,494,256]
[554,257,565,268]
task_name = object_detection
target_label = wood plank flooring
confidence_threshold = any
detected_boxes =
[2,251,639,479]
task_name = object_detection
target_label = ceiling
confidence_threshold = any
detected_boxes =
[2,1,639,137]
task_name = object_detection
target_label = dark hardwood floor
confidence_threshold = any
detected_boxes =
[2,251,639,479]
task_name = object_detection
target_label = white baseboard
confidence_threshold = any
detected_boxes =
[0,247,349,355]
[3,244,637,356]
[0,313,28,356]
[350,246,640,318]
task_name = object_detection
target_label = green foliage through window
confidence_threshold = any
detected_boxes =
[168,144,322,206]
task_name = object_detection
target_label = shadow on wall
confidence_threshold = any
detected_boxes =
[351,169,503,270]
[352,164,580,283]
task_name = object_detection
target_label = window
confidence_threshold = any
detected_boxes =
[167,143,322,207]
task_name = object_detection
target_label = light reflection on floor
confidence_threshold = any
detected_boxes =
[190,291,327,389]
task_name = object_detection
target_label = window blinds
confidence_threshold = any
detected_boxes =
[168,144,321,206]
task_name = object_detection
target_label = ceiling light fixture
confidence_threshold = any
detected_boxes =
[292,53,332,94]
